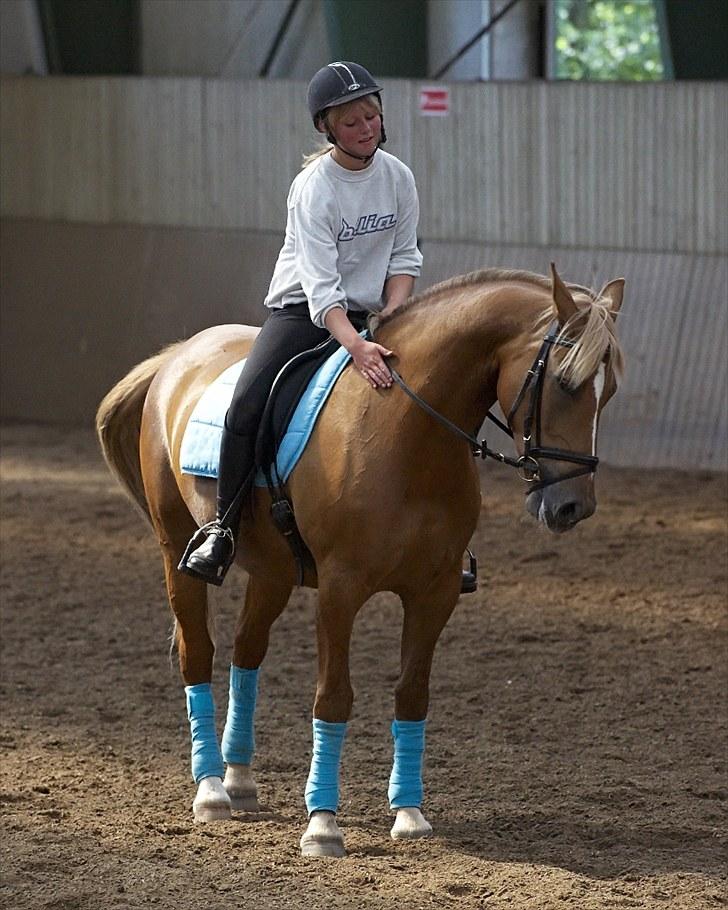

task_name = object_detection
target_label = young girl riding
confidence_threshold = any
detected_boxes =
[180,61,423,584]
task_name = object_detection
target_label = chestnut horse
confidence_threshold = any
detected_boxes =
[96,265,623,857]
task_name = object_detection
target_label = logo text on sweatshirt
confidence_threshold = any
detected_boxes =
[338,213,397,241]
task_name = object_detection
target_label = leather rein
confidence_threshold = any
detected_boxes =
[387,323,599,493]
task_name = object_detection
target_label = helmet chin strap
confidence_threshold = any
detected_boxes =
[326,133,380,163]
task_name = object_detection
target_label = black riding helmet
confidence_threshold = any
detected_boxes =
[306,61,387,160]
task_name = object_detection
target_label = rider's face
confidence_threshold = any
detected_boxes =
[325,100,382,168]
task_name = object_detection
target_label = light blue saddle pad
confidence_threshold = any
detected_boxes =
[179,344,353,486]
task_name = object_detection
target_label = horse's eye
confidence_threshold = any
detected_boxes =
[556,374,576,396]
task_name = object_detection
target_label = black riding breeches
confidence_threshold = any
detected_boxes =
[224,303,364,437]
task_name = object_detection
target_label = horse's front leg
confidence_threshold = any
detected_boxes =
[220,573,292,812]
[390,571,460,840]
[300,577,363,858]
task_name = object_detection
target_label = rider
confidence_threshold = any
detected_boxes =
[179,61,422,585]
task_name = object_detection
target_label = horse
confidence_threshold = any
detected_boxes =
[96,264,624,857]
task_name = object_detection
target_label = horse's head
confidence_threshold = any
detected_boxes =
[497,264,624,533]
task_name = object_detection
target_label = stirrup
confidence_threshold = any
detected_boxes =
[460,548,478,594]
[178,521,236,586]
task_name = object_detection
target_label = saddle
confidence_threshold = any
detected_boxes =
[254,335,340,582]
[255,334,341,486]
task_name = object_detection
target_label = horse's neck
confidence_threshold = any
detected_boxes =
[380,286,545,427]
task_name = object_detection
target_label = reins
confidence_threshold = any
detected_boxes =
[388,366,522,468]
[386,323,600,493]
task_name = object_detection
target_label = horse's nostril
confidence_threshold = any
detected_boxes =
[555,501,579,526]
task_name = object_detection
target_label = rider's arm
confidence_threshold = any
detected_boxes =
[381,167,422,319]
[292,197,392,388]
[381,274,415,316]
[291,193,348,330]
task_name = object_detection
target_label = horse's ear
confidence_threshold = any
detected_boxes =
[550,262,578,324]
[598,277,625,316]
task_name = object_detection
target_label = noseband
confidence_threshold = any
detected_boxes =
[387,323,599,493]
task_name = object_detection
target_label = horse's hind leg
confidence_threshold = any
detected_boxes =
[390,573,460,840]
[220,573,292,812]
[158,537,234,822]
[144,461,231,822]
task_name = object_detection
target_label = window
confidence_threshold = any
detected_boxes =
[551,0,665,81]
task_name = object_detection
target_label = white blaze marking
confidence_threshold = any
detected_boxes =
[592,363,606,455]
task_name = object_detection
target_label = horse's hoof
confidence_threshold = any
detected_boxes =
[228,792,260,813]
[300,811,346,858]
[390,807,433,840]
[223,763,259,812]
[192,776,232,822]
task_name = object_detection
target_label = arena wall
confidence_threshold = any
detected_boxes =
[1,77,726,469]
[2,78,725,252]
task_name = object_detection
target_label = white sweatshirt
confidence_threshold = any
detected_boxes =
[263,149,423,329]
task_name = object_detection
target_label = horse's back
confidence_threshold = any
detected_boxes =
[139,324,260,516]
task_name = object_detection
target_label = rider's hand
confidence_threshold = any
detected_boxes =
[349,337,394,389]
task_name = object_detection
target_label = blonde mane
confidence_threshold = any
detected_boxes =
[379,267,623,388]
[550,292,624,388]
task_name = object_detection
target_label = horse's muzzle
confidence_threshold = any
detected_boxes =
[526,482,596,533]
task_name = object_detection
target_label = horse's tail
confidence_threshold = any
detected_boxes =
[96,343,183,523]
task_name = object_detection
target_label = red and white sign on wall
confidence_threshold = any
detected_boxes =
[418,86,450,117]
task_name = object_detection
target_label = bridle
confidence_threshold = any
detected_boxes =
[502,324,600,491]
[387,322,600,493]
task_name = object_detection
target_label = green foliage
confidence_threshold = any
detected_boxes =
[554,0,665,81]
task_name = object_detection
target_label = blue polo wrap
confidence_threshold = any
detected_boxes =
[388,718,426,809]
[185,683,225,783]
[304,718,347,815]
[221,665,259,766]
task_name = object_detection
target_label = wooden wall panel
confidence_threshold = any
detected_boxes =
[2,77,726,253]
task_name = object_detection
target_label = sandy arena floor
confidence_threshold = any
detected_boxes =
[1,423,726,910]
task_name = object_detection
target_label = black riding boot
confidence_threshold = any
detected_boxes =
[178,429,256,586]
